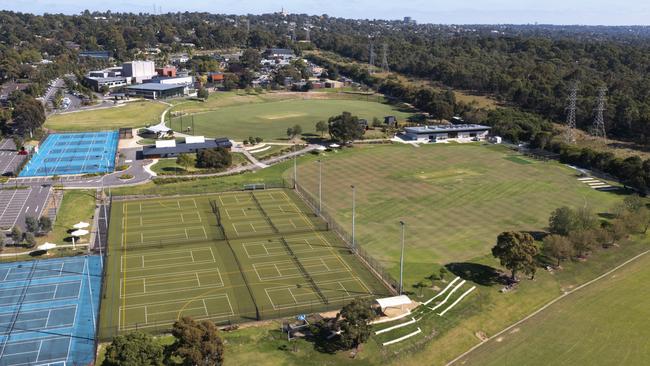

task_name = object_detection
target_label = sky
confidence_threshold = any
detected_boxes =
[1,0,649,25]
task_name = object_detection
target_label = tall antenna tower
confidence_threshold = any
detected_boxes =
[381,43,390,73]
[564,82,579,144]
[290,27,296,41]
[592,86,607,140]
[368,42,376,74]
[305,25,311,42]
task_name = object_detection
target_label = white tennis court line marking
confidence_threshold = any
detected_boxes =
[196,273,201,287]
[142,278,147,294]
[202,299,209,315]
[190,249,195,262]
[287,287,299,304]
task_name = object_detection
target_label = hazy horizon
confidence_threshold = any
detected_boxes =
[1,0,649,26]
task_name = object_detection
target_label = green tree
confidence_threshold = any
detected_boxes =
[176,153,196,172]
[195,148,232,169]
[328,112,364,143]
[291,124,302,138]
[372,117,382,128]
[543,234,574,266]
[426,272,440,287]
[623,194,644,212]
[11,226,22,244]
[439,267,448,281]
[491,231,539,281]
[197,87,209,100]
[12,96,45,136]
[569,229,597,257]
[24,232,36,248]
[338,298,377,350]
[168,317,224,366]
[240,49,261,70]
[25,216,39,233]
[548,206,576,236]
[315,120,328,137]
[104,332,164,366]
[39,216,52,234]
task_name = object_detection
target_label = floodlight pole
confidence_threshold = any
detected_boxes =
[399,221,405,295]
[293,143,297,189]
[351,185,356,250]
[318,159,322,215]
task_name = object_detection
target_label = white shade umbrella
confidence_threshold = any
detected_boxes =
[73,222,90,229]
[71,229,89,236]
[37,242,57,251]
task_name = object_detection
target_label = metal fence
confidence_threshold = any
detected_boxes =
[294,181,399,295]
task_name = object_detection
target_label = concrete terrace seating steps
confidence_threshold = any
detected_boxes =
[374,276,478,347]
[248,145,272,154]
[577,176,617,191]
[382,328,422,346]
[438,286,477,316]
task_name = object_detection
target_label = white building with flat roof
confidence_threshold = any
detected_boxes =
[122,61,156,83]
[402,124,491,143]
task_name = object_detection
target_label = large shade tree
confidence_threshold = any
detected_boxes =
[492,231,540,281]
[168,317,225,366]
[328,111,364,143]
[104,332,164,366]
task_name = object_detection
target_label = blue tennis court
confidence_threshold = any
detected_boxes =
[0,256,102,366]
[19,131,119,177]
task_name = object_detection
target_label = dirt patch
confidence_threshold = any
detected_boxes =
[261,112,307,120]
[475,331,488,341]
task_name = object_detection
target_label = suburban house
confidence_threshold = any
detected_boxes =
[402,124,491,143]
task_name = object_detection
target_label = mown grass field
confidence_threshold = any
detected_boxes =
[45,101,167,131]
[294,143,623,288]
[458,251,650,366]
[169,98,412,141]
[150,152,249,175]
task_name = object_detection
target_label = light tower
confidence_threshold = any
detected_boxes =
[381,43,390,73]
[564,82,579,144]
[368,42,376,74]
[592,86,607,140]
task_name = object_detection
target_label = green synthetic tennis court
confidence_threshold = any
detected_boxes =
[99,189,389,338]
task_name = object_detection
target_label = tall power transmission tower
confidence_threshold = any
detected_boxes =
[592,87,607,140]
[368,43,376,74]
[381,43,390,73]
[564,83,579,144]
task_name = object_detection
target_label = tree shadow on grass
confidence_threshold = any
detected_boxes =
[445,262,508,286]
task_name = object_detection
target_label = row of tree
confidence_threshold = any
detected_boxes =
[104,317,224,366]
[492,195,648,281]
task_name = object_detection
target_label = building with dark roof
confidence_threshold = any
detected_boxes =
[402,124,491,142]
[79,50,111,60]
[142,138,232,158]
[125,83,187,99]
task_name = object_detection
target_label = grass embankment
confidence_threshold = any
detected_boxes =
[457,250,650,366]
[45,101,167,131]
[150,152,248,175]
